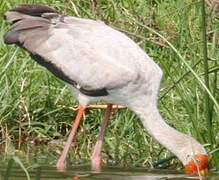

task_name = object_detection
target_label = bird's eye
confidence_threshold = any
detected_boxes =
[195,158,200,163]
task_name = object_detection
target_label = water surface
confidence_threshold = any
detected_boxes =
[0,144,218,180]
[1,165,218,180]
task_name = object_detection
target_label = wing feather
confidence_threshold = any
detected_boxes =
[4,5,141,94]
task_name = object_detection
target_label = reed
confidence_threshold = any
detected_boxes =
[201,0,213,145]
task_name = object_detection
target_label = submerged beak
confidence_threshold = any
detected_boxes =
[184,154,209,177]
[199,168,208,177]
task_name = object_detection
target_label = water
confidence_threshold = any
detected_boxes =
[0,145,218,180]
[0,165,219,180]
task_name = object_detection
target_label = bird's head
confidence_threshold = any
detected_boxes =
[184,154,208,176]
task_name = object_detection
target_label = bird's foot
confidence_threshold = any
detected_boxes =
[91,155,102,172]
[56,159,67,172]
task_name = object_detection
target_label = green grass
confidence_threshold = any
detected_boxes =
[0,0,219,172]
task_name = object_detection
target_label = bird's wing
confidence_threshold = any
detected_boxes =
[4,4,141,96]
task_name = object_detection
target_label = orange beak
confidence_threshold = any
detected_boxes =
[184,154,208,176]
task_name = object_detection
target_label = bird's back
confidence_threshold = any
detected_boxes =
[4,4,161,99]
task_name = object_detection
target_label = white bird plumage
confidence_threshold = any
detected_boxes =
[4,4,207,172]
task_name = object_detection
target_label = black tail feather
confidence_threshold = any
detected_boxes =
[9,4,57,17]
[4,4,53,47]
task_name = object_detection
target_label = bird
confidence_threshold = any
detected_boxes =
[3,4,208,175]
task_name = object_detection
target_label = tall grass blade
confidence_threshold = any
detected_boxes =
[13,156,31,180]
[4,158,14,180]
[200,0,213,145]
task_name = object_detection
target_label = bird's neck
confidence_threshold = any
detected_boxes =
[129,100,206,165]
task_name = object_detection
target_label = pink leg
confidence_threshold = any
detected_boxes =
[56,106,86,171]
[91,104,113,172]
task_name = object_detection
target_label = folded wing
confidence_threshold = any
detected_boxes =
[4,4,139,96]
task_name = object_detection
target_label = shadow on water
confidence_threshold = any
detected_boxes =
[0,165,219,180]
